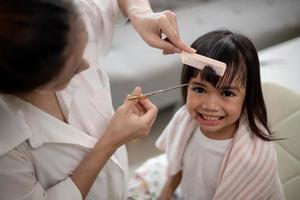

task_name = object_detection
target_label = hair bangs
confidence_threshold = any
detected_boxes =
[198,37,247,89]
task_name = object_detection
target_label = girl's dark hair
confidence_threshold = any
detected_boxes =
[181,30,273,141]
[0,0,79,94]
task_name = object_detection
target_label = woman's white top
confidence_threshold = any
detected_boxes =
[180,127,232,200]
[0,0,128,200]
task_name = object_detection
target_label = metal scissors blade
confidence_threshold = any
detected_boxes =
[127,83,188,100]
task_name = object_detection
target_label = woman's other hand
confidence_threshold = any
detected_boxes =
[102,87,158,148]
[118,0,195,54]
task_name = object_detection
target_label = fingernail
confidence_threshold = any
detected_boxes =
[136,86,141,91]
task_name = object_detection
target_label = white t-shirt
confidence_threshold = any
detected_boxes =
[180,127,233,200]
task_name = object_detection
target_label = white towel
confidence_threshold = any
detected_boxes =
[156,105,285,200]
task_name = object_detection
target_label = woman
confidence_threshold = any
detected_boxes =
[0,0,194,199]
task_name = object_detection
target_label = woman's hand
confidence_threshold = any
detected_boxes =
[129,10,196,55]
[71,87,157,198]
[118,0,195,54]
[102,87,158,148]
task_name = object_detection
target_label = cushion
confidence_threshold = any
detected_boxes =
[262,82,300,200]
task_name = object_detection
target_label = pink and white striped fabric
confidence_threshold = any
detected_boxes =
[156,105,285,200]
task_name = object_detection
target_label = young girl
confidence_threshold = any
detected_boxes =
[156,30,285,200]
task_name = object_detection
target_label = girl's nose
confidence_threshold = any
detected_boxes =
[202,96,221,111]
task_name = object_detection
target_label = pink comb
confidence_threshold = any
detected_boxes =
[180,51,227,76]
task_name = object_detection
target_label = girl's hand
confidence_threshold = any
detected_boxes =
[158,183,175,200]
[129,10,196,55]
[158,171,182,200]
[102,87,158,148]
[157,191,173,200]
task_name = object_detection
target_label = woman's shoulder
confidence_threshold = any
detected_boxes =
[0,95,31,157]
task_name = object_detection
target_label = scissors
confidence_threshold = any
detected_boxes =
[127,83,189,100]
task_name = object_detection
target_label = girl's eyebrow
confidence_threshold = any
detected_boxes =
[190,80,241,92]
[190,80,206,87]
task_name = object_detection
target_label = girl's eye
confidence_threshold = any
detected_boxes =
[192,87,205,94]
[222,90,235,97]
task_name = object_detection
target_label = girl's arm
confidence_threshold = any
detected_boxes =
[117,0,195,54]
[158,170,182,200]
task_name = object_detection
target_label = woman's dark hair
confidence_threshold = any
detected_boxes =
[181,30,273,141]
[0,0,79,94]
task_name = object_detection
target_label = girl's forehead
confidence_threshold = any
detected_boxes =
[193,70,245,88]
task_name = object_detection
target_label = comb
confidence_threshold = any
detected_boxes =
[180,51,226,77]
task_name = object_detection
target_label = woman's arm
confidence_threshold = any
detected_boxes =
[158,170,182,200]
[117,0,195,54]
[118,0,152,16]
[71,87,158,199]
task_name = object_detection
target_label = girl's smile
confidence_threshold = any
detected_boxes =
[196,112,224,126]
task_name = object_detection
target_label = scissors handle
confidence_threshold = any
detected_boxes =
[127,83,188,100]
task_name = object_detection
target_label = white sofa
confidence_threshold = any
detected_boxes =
[263,82,300,200]
[260,36,300,200]
[102,0,300,109]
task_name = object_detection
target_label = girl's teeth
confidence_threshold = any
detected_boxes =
[201,114,221,121]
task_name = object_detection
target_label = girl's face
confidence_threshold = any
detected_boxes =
[186,73,246,140]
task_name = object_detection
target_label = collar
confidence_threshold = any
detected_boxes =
[0,95,97,156]
[0,93,126,173]
[19,94,126,172]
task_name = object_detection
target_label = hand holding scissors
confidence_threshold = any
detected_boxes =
[127,83,188,100]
